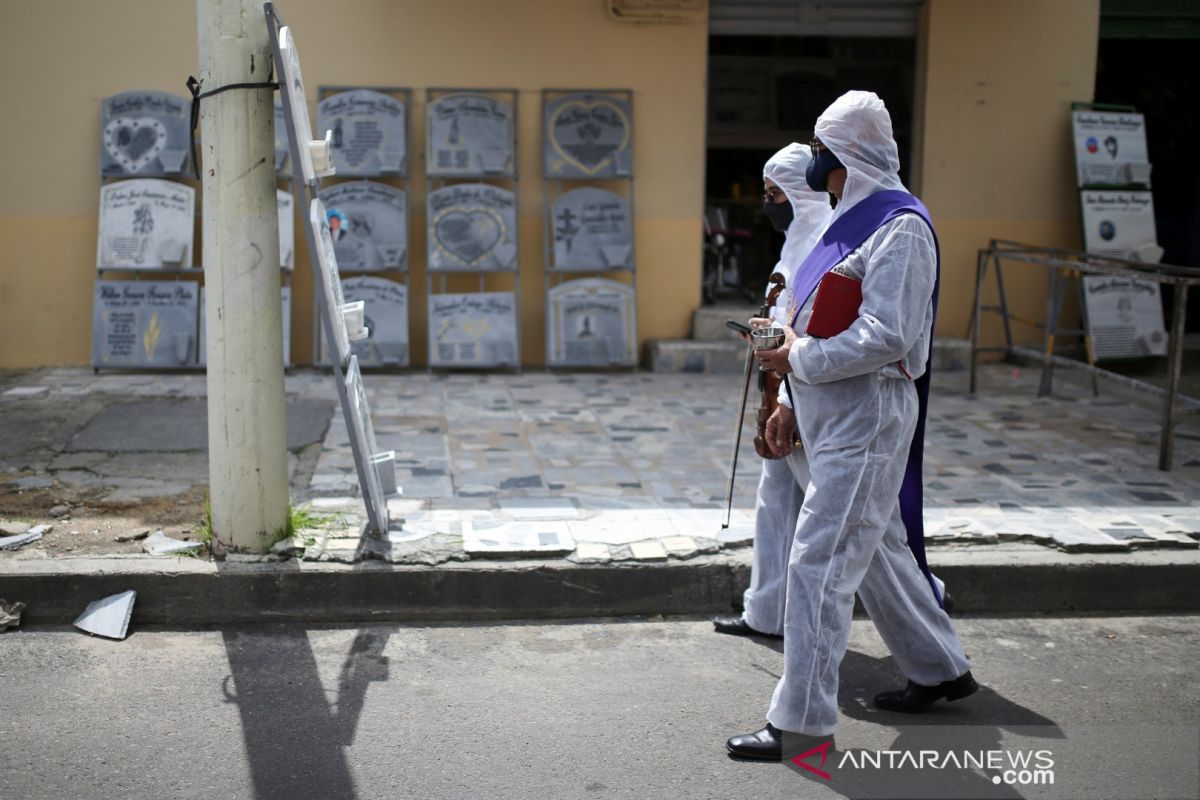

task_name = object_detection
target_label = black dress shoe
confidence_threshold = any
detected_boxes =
[874,671,979,713]
[712,615,780,638]
[726,723,782,761]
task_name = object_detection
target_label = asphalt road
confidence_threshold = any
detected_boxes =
[1,616,1197,800]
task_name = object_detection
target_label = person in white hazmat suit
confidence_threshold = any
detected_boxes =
[726,91,976,761]
[712,143,832,638]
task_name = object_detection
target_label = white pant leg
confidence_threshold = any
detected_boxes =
[857,507,970,685]
[742,451,808,636]
[767,376,915,736]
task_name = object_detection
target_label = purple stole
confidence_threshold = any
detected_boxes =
[789,189,944,606]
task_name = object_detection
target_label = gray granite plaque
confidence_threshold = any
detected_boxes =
[343,276,408,367]
[278,26,319,182]
[428,292,518,367]
[274,96,291,175]
[278,189,295,270]
[310,198,351,365]
[426,93,514,176]
[318,181,407,270]
[100,91,191,178]
[198,286,290,367]
[551,187,633,269]
[92,281,198,368]
[97,179,195,269]
[317,89,407,176]
[547,278,636,366]
[344,356,390,532]
[427,183,517,270]
[544,92,633,178]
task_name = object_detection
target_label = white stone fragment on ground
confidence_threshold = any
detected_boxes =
[629,540,668,561]
[463,520,575,557]
[142,530,203,555]
[0,525,50,551]
[0,599,26,632]
[73,590,136,640]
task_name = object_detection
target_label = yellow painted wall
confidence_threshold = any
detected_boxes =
[916,0,1100,347]
[0,0,708,368]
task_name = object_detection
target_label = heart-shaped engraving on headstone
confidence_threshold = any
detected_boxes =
[435,209,502,264]
[548,99,630,176]
[104,116,168,174]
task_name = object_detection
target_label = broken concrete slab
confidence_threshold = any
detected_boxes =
[0,525,50,551]
[463,520,575,558]
[0,521,32,536]
[0,599,25,632]
[73,590,135,640]
[142,531,203,556]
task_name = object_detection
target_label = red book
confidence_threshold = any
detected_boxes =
[805,271,863,339]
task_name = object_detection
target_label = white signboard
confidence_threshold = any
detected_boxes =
[1083,276,1168,359]
[278,189,294,270]
[310,198,351,365]
[428,292,518,367]
[1072,111,1151,187]
[1081,191,1157,259]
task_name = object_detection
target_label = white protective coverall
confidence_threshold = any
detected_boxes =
[741,143,832,636]
[766,92,971,735]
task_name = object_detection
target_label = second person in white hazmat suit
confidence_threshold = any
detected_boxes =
[726,91,976,761]
[712,143,832,638]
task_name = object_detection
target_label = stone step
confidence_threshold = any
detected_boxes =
[692,303,760,341]
[648,336,974,374]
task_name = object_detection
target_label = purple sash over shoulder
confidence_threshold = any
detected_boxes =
[789,189,944,606]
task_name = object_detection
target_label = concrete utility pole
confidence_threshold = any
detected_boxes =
[197,0,288,552]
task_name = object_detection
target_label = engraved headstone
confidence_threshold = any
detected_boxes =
[343,356,389,533]
[339,276,409,367]
[278,189,295,270]
[274,96,291,175]
[92,281,199,367]
[318,181,407,270]
[544,92,633,178]
[317,89,407,176]
[100,91,191,177]
[1072,111,1150,187]
[198,286,291,367]
[311,198,351,365]
[97,180,195,269]
[428,292,518,367]
[427,183,517,270]
[551,187,633,269]
[427,93,514,176]
[277,27,319,182]
[547,278,636,366]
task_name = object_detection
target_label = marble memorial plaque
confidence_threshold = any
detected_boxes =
[274,96,291,175]
[318,181,407,270]
[278,189,295,270]
[344,356,390,533]
[319,276,409,367]
[198,286,291,367]
[317,89,407,176]
[343,276,408,367]
[1072,111,1150,187]
[426,93,514,176]
[100,91,191,177]
[547,278,636,366]
[551,187,633,269]
[310,198,351,365]
[427,183,517,270]
[92,281,198,367]
[277,27,319,182]
[428,292,518,367]
[97,179,194,269]
[544,92,633,178]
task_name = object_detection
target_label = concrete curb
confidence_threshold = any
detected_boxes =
[3,545,1200,626]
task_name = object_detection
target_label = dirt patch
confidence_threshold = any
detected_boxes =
[0,482,208,556]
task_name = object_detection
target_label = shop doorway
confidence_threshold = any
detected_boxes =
[703,1,918,304]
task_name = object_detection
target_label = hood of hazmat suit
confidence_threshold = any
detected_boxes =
[762,143,834,287]
[813,91,906,221]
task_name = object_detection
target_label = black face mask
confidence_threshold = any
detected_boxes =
[762,199,794,232]
[805,146,845,192]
